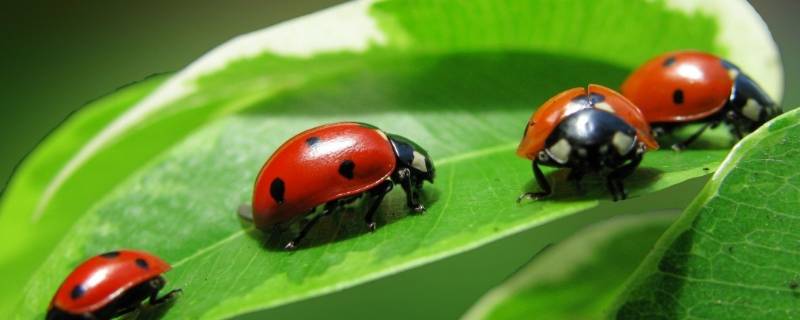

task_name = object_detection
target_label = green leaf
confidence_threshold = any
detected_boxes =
[0,74,166,306]
[610,108,800,318]
[0,0,780,318]
[463,212,677,320]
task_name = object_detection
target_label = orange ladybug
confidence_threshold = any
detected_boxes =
[622,50,780,150]
[517,85,658,201]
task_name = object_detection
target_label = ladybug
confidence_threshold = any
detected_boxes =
[517,84,658,201]
[247,122,434,249]
[46,249,180,320]
[622,50,780,150]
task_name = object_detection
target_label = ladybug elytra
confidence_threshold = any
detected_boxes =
[47,250,180,320]
[248,122,435,249]
[517,85,658,201]
[622,50,780,150]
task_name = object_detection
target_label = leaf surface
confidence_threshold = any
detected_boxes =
[612,109,800,319]
[463,212,677,320]
[0,0,780,318]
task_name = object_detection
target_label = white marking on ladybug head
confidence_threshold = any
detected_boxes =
[564,101,589,118]
[741,99,762,121]
[576,147,588,157]
[594,102,615,114]
[612,131,635,155]
[545,138,571,164]
[599,144,609,154]
[411,151,429,172]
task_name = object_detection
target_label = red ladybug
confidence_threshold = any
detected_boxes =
[248,122,434,249]
[47,250,180,320]
[517,85,658,201]
[622,50,780,150]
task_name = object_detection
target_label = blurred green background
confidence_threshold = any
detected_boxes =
[1,1,797,319]
[2,1,798,188]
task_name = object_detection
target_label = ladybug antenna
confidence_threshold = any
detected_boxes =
[237,204,254,221]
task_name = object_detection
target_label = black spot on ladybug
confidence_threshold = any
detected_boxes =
[99,251,120,258]
[673,89,684,105]
[663,56,677,67]
[339,160,356,179]
[71,285,85,300]
[270,178,285,205]
[135,258,149,270]
[305,137,320,146]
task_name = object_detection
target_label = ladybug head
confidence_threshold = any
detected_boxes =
[538,108,645,171]
[727,70,781,132]
[387,134,435,183]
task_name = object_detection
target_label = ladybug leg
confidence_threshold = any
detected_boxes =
[145,276,182,306]
[285,202,337,250]
[732,125,744,140]
[605,152,643,201]
[652,126,668,138]
[286,215,322,250]
[671,121,716,151]
[149,289,182,306]
[726,111,746,140]
[605,179,621,202]
[396,167,426,213]
[518,159,551,202]
[364,180,394,232]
